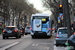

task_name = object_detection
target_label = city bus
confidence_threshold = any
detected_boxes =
[30,13,53,38]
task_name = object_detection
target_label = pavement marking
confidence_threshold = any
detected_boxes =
[32,44,38,46]
[32,44,35,46]
[0,42,19,50]
[24,35,30,37]
[44,47,49,50]
[35,44,38,46]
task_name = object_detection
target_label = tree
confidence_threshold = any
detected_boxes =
[42,0,60,24]
[0,0,39,28]
[63,0,71,37]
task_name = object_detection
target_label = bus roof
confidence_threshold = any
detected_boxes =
[32,13,50,16]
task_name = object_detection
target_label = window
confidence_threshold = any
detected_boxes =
[58,29,67,34]
[27,27,30,29]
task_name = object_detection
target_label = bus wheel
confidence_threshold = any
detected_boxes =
[47,36,51,38]
[32,36,35,39]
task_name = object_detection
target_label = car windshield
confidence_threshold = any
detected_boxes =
[58,29,67,34]
[5,27,15,30]
[26,27,30,29]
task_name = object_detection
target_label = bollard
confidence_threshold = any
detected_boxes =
[0,29,2,34]
[65,43,75,50]
[65,43,70,50]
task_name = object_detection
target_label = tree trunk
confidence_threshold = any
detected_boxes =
[63,0,71,38]
[61,0,67,27]
[4,10,5,28]
[13,11,14,26]
[18,13,20,29]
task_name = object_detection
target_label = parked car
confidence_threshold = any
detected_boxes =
[2,26,21,39]
[56,27,68,46]
[25,26,30,35]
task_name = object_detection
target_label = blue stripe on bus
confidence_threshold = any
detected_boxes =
[50,20,51,33]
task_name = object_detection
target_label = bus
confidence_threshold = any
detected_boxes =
[30,13,53,38]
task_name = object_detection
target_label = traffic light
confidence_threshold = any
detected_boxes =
[59,4,63,13]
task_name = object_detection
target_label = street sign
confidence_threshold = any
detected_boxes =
[61,14,63,20]
[58,17,60,23]
[60,13,63,20]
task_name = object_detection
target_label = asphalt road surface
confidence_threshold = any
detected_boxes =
[0,34,55,50]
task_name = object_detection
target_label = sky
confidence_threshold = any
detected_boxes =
[28,0,44,11]
[28,0,52,15]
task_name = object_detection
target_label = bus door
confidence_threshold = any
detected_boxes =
[42,18,49,33]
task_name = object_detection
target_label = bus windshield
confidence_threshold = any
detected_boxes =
[33,16,49,23]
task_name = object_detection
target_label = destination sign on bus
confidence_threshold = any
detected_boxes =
[42,18,46,21]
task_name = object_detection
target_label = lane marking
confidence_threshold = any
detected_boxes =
[32,44,35,46]
[32,44,38,46]
[0,42,19,50]
[24,35,30,37]
[36,44,38,46]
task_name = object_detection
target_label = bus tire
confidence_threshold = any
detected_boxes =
[32,36,35,39]
[47,36,50,38]
[47,35,52,38]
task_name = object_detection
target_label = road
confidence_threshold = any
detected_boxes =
[0,34,68,50]
[0,34,55,50]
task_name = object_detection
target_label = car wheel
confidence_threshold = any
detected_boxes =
[47,36,51,38]
[6,37,8,39]
[3,36,5,39]
[56,44,59,46]
[25,33,27,35]
[19,35,21,38]
[16,35,19,39]
[22,33,24,36]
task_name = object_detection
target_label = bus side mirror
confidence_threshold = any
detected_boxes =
[52,20,54,24]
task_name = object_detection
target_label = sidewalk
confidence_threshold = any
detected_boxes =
[54,45,68,50]
[54,41,68,50]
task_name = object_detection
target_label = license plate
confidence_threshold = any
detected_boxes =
[63,36,67,37]
[7,30,12,33]
[38,32,42,33]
